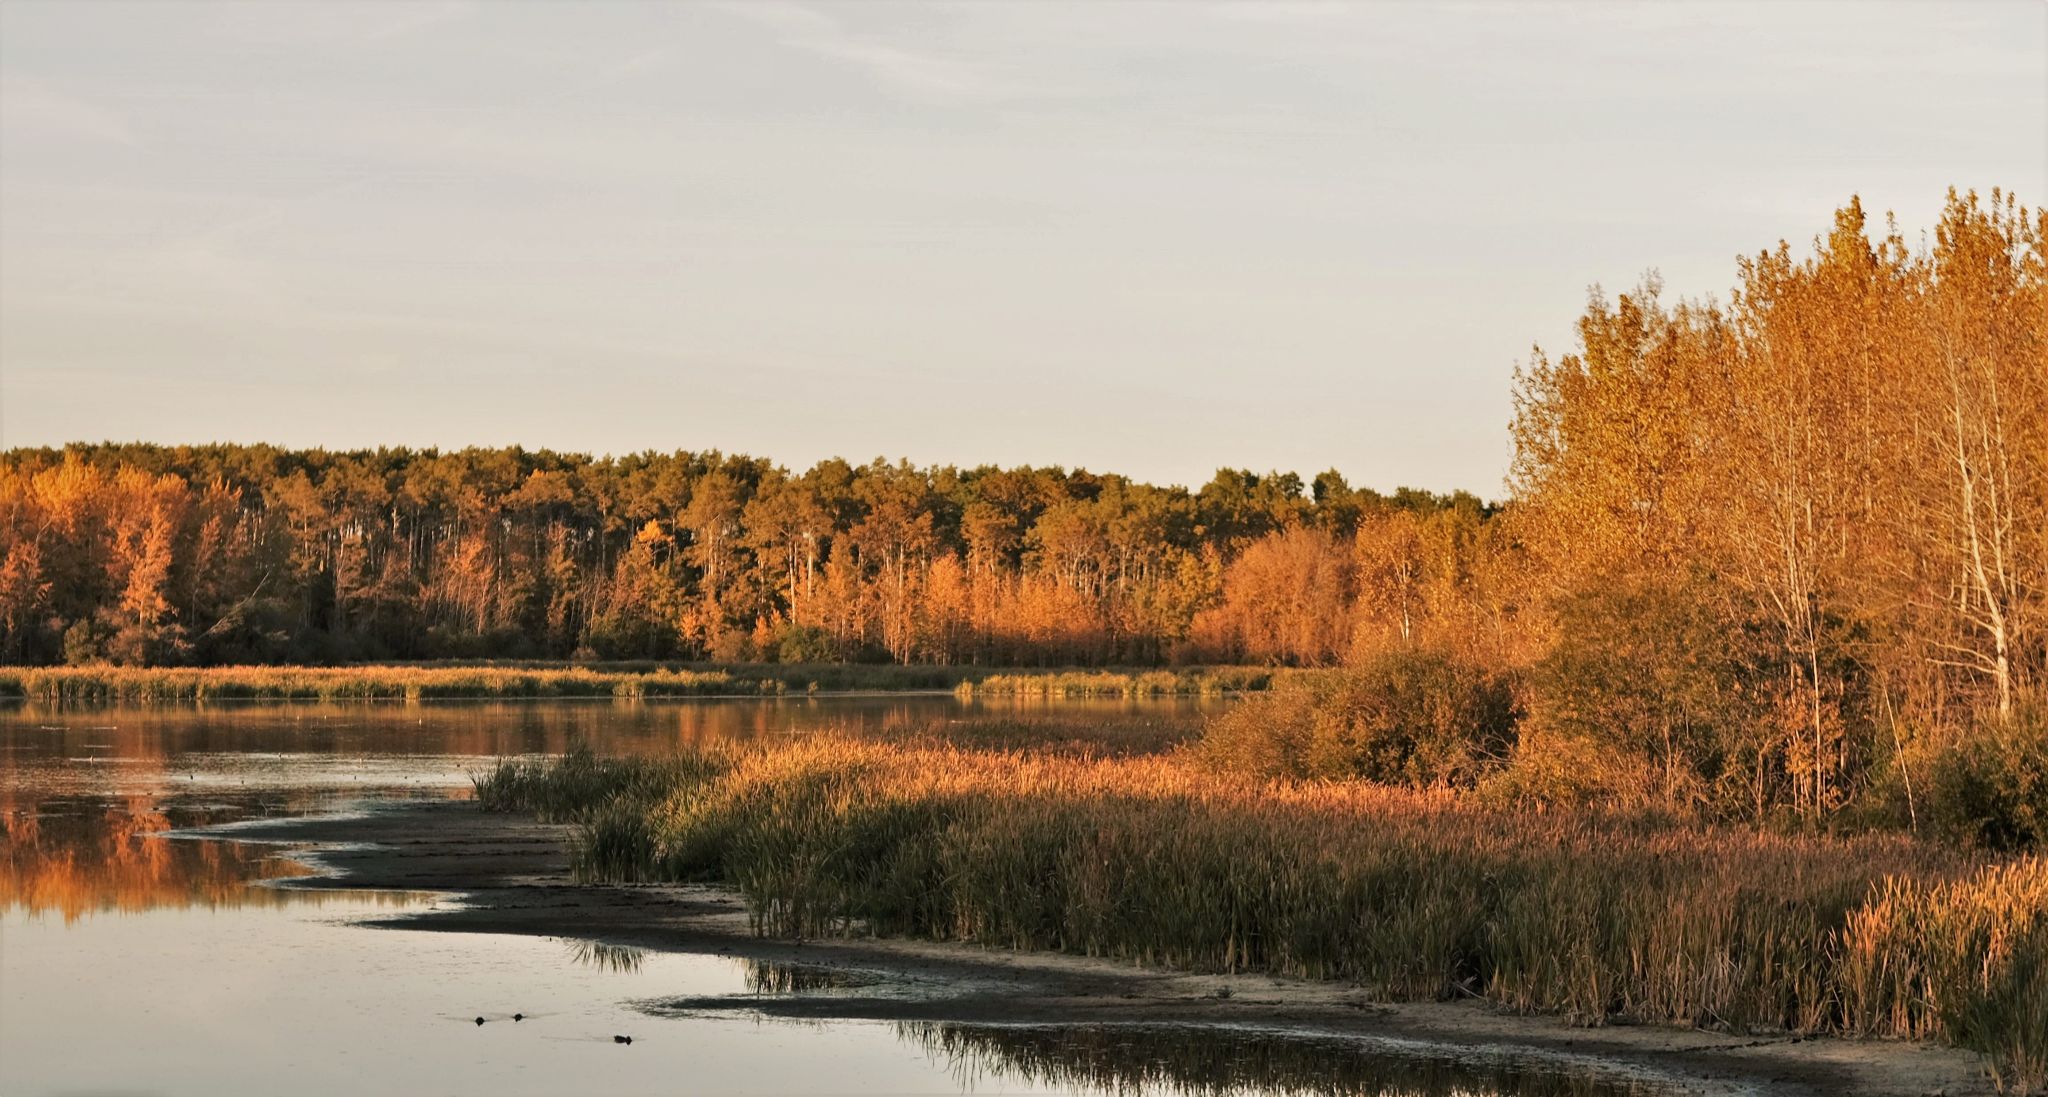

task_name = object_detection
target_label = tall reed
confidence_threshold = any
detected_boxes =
[485,737,2045,1091]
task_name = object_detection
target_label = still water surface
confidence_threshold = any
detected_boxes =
[1,697,1666,1097]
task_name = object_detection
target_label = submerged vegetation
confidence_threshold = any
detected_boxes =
[477,735,2047,1090]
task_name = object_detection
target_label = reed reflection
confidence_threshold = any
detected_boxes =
[906,1023,1669,1097]
[567,939,647,974]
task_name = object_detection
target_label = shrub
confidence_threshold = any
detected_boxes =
[1519,577,1808,815]
[773,624,837,664]
[1483,725,1661,808]
[1930,704,2048,852]
[1195,648,1516,787]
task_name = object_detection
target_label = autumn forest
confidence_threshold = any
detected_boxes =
[3,189,2043,831]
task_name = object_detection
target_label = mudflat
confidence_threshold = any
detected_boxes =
[214,802,1997,1097]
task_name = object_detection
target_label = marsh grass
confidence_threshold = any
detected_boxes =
[956,667,1306,698]
[482,736,2047,1090]
[867,712,1201,757]
[3,665,784,702]
[1,662,1282,703]
[471,746,717,821]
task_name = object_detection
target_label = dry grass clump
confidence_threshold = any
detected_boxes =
[1839,862,2048,1093]
[485,735,2045,1089]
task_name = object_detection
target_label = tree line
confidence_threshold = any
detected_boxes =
[0,441,1490,669]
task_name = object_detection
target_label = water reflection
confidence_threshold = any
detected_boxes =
[742,958,885,995]
[910,1022,1668,1097]
[568,939,648,974]
[2,693,1212,772]
[0,794,316,919]
[0,696,1209,921]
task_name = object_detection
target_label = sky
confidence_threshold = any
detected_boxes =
[1,2,2043,496]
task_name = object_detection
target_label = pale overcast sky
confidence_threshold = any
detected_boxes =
[2,1,2043,494]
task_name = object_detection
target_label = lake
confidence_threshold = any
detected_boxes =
[0,696,1670,1097]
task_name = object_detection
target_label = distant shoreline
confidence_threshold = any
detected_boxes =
[0,663,1290,703]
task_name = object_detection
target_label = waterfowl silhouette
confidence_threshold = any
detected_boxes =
[512,1013,525,1022]
[474,1017,486,1026]
[613,1035,633,1045]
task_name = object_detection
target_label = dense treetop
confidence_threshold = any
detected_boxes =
[0,441,1490,667]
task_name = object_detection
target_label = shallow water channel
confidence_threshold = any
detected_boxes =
[1,697,1673,1096]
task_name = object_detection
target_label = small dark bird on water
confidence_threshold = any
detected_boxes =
[474,1017,486,1026]
[512,1013,524,1022]
[613,1035,633,1045]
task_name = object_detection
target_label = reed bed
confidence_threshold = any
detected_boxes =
[479,737,2047,1090]
[957,667,1300,698]
[2,662,1285,703]
[471,746,722,822]
[0,664,786,702]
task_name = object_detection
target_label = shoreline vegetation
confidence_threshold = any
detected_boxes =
[476,737,2047,1094]
[0,663,1284,703]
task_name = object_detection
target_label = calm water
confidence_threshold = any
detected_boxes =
[0,697,1668,1097]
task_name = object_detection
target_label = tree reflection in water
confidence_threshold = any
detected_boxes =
[0,794,423,921]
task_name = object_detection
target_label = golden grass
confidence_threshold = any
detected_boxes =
[479,737,2047,1091]
[0,664,783,702]
[2,663,1287,703]
[956,667,1304,698]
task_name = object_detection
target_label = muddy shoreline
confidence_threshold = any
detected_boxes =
[211,800,1995,1097]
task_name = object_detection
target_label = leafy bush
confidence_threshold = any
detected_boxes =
[773,624,837,664]
[1930,704,2048,851]
[1517,577,1809,815]
[1195,649,1516,787]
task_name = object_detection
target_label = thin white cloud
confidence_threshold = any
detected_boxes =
[796,38,1001,98]
[363,0,478,42]
[0,76,136,145]
[706,1,840,38]
[710,1,1063,103]
[1208,2,1353,23]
